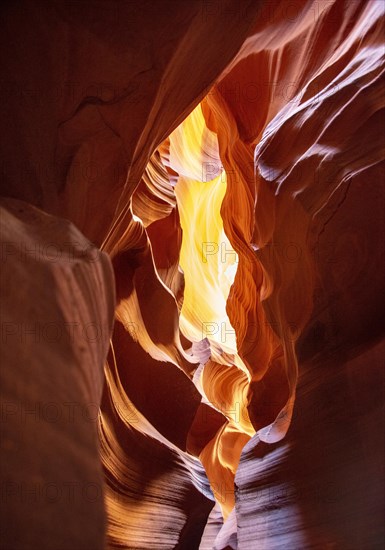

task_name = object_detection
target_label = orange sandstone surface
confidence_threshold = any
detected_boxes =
[0,1,384,549]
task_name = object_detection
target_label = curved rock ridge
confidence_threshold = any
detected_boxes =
[1,3,263,548]
[1,1,384,549]
[106,0,384,545]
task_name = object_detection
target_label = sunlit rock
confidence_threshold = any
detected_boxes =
[1,0,384,548]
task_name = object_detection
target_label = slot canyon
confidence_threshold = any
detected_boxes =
[0,1,384,549]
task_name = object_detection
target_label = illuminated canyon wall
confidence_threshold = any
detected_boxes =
[1,1,384,549]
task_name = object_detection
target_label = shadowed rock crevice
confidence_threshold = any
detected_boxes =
[0,1,384,549]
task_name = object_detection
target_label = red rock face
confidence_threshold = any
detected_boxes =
[0,198,115,549]
[1,1,384,549]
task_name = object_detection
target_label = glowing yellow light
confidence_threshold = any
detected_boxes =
[169,105,239,359]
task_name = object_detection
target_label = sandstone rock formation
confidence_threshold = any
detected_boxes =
[1,1,384,549]
[0,198,115,549]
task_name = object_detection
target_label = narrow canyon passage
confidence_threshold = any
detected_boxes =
[1,1,384,549]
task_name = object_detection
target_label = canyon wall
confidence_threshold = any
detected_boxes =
[1,1,384,549]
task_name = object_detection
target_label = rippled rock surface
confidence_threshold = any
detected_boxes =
[1,1,384,549]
